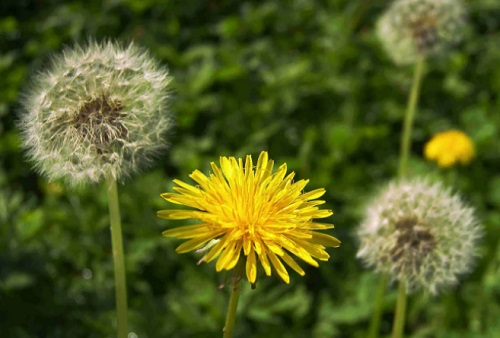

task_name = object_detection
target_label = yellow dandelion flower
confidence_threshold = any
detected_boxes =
[424,130,475,168]
[157,151,340,284]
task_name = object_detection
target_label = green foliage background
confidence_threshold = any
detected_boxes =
[1,0,500,337]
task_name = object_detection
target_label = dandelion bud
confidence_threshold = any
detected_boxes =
[357,178,480,294]
[377,0,466,65]
[19,41,172,186]
[424,130,475,168]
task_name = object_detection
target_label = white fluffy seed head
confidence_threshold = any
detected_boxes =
[377,0,466,65]
[19,40,172,187]
[356,178,481,295]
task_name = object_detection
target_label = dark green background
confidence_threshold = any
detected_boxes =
[1,0,499,337]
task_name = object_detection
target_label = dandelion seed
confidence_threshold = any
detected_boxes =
[424,130,475,168]
[357,178,480,294]
[158,151,340,284]
[19,40,172,186]
[377,0,466,65]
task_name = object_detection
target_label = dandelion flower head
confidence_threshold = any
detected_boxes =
[357,178,480,294]
[158,151,340,284]
[377,0,466,65]
[19,41,172,186]
[424,130,474,168]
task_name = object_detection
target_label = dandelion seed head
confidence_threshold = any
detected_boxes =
[19,40,172,186]
[377,0,466,65]
[357,178,480,294]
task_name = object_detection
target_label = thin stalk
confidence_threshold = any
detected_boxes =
[390,57,425,338]
[391,281,407,338]
[398,57,425,178]
[367,273,388,338]
[106,176,128,338]
[223,263,245,338]
[369,58,425,338]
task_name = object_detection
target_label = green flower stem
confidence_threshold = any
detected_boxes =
[223,282,242,338]
[391,281,407,338]
[389,57,424,338]
[223,263,245,338]
[367,273,388,338]
[398,57,425,178]
[106,176,128,338]
[369,58,425,338]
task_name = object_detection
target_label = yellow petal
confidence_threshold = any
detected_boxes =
[157,209,205,220]
[281,251,305,276]
[162,224,210,238]
[268,251,290,284]
[246,246,257,283]
[215,241,241,271]
[267,164,288,192]
[175,231,224,253]
[172,179,202,195]
[305,222,335,230]
[301,188,326,201]
[161,194,203,209]
[203,235,230,263]
[243,237,252,255]
[224,242,242,270]
[189,169,210,187]
[258,250,272,276]
[424,140,439,160]
[292,237,330,261]
[266,242,285,256]
[312,232,341,248]
[256,151,268,171]
[278,236,319,267]
[296,208,333,218]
